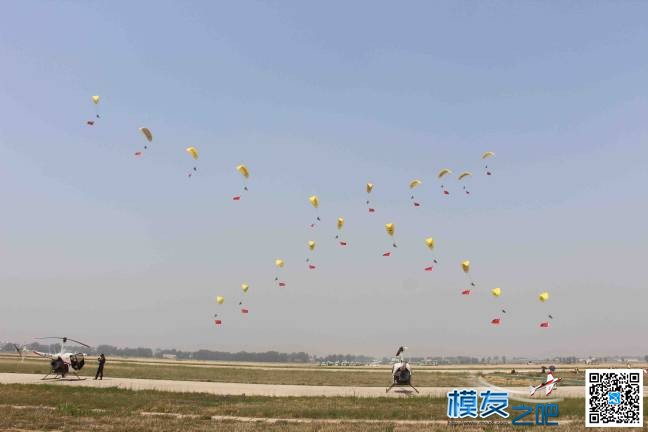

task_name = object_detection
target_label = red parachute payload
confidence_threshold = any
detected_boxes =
[214,319,222,325]
[382,252,391,257]
[491,318,501,325]
[241,309,249,314]
[461,289,471,295]
[424,266,433,272]
[232,196,241,201]
[540,322,550,328]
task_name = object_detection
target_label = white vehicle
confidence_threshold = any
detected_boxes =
[386,346,419,393]
[529,366,561,396]
[17,337,91,380]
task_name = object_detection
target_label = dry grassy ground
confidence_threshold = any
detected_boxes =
[1,383,645,431]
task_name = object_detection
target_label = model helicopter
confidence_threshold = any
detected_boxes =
[386,346,419,393]
[529,365,561,396]
[20,337,92,380]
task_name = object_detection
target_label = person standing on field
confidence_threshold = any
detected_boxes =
[95,353,106,380]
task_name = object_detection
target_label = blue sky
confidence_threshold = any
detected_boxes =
[1,1,647,357]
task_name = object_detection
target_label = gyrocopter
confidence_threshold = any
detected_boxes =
[17,337,92,380]
[386,346,419,393]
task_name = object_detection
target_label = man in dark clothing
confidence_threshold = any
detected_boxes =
[95,354,106,380]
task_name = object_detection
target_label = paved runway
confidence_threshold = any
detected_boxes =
[0,372,599,398]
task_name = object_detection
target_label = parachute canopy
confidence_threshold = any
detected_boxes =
[385,223,395,237]
[461,260,470,273]
[458,171,472,180]
[236,164,249,178]
[409,179,422,189]
[308,195,319,209]
[275,259,285,268]
[425,237,435,249]
[482,151,495,159]
[491,287,502,297]
[337,217,344,230]
[91,95,100,104]
[539,291,549,302]
[308,240,316,251]
[437,168,452,179]
[186,146,199,160]
[216,296,224,304]
[366,182,374,193]
[139,127,153,142]
[241,284,249,293]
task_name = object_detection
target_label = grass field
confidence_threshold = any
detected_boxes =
[1,383,645,431]
[0,356,588,387]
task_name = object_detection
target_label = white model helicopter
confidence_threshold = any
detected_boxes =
[16,337,91,380]
[386,346,419,393]
[529,365,561,396]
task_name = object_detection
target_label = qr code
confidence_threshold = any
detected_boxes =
[586,369,643,428]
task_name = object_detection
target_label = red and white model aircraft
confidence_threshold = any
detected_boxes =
[529,367,561,396]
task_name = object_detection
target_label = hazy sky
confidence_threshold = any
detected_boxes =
[1,1,647,358]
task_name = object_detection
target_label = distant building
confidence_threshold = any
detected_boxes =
[162,354,177,360]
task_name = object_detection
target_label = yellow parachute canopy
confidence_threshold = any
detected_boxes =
[482,151,495,159]
[91,95,100,104]
[139,127,153,142]
[409,179,422,189]
[425,237,435,249]
[186,146,199,160]
[438,168,452,179]
[385,223,395,237]
[275,259,285,268]
[308,195,319,209]
[236,164,250,178]
[337,217,344,230]
[491,287,502,297]
[241,284,249,293]
[216,296,225,304]
[366,182,374,193]
[461,260,470,273]
[308,240,316,251]
[539,291,549,302]
[458,171,472,180]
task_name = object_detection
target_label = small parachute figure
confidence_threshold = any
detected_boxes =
[307,240,317,268]
[491,317,502,325]
[241,283,249,293]
[86,120,94,126]
[409,179,422,207]
[214,319,222,326]
[185,147,199,177]
[274,259,286,287]
[366,182,375,212]
[425,237,438,264]
[462,289,471,295]
[438,169,452,195]
[482,151,495,175]
[241,308,249,314]
[458,171,472,195]
[91,95,100,118]
[461,260,476,287]
[138,127,153,154]
[308,195,320,227]
[216,296,225,305]
[335,217,347,245]
[540,321,550,328]
[385,223,397,249]
[234,164,250,199]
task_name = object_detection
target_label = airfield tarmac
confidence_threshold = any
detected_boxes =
[0,372,592,398]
